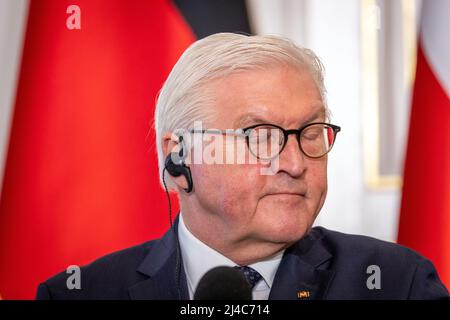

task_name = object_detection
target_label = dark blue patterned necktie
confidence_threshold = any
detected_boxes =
[235,266,263,288]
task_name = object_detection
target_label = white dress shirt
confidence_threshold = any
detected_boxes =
[178,213,285,300]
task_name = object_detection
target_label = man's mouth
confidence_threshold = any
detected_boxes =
[264,191,307,198]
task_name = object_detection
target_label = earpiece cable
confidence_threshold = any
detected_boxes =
[162,167,182,300]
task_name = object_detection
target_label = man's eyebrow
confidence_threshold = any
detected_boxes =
[233,108,327,128]
[301,109,327,126]
[233,113,276,128]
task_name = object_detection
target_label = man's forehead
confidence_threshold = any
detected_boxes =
[232,106,326,128]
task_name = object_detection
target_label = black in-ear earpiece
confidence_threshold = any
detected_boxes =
[164,149,193,193]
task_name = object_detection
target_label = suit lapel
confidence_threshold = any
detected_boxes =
[128,217,189,300]
[269,228,335,300]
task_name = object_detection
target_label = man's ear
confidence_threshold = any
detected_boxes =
[162,132,181,159]
[161,132,189,191]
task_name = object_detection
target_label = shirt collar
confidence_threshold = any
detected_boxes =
[178,212,284,293]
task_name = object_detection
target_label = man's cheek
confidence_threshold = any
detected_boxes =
[307,168,328,210]
[218,168,262,212]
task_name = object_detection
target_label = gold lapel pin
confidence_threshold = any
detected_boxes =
[297,290,311,299]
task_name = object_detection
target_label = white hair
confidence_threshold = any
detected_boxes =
[154,33,329,191]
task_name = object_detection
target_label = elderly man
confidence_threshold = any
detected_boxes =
[36,33,448,300]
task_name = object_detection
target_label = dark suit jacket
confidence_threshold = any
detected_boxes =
[36,220,449,300]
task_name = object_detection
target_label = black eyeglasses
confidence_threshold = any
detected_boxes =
[190,122,341,160]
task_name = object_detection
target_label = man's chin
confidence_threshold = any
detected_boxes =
[260,222,311,245]
[256,207,315,238]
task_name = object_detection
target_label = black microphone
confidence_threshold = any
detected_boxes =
[194,266,252,300]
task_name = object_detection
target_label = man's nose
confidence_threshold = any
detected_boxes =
[275,134,306,178]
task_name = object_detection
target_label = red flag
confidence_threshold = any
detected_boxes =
[0,0,194,299]
[398,0,450,289]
